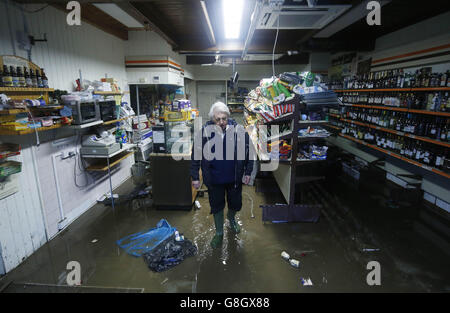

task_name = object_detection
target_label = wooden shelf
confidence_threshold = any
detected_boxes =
[328,113,341,118]
[69,120,103,129]
[0,123,66,135]
[298,120,328,127]
[0,108,27,115]
[85,151,134,171]
[0,87,54,92]
[334,87,450,92]
[340,117,450,148]
[325,124,343,130]
[341,103,450,117]
[339,133,450,179]
[29,106,64,110]
[102,116,131,125]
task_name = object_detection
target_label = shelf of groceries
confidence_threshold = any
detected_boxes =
[244,71,337,164]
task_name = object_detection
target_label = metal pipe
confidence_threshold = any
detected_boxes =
[51,153,65,227]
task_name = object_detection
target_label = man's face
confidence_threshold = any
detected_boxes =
[214,112,228,131]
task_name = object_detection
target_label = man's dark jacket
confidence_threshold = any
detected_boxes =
[190,118,254,187]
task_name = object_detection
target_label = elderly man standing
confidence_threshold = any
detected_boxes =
[191,102,254,248]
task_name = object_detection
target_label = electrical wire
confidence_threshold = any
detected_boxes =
[25,107,40,147]
[272,9,280,79]
[74,132,89,188]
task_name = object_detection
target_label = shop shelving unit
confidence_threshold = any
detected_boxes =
[253,96,328,222]
[332,87,450,179]
[338,133,450,179]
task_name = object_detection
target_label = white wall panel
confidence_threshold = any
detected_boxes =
[0,3,132,273]
[0,146,47,273]
[0,3,128,92]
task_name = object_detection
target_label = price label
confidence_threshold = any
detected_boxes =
[409,135,416,139]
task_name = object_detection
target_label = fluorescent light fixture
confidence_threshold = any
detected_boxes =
[93,3,143,28]
[223,0,244,39]
[200,1,216,45]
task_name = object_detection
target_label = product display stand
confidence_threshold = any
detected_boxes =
[258,98,328,222]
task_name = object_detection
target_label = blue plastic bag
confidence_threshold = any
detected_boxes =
[116,219,177,257]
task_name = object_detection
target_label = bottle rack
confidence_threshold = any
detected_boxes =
[339,133,450,179]
[339,117,450,148]
[253,99,328,222]
[327,110,450,178]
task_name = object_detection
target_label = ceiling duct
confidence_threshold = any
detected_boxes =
[243,53,284,61]
[256,3,351,30]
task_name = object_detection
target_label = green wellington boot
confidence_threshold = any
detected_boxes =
[211,210,224,248]
[227,210,241,234]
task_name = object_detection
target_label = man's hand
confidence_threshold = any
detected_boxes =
[192,180,201,189]
[242,175,251,185]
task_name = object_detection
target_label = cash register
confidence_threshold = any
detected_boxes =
[80,130,121,156]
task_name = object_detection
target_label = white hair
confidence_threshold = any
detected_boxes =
[208,101,230,120]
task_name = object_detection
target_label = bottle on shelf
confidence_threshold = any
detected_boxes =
[24,67,32,88]
[11,66,19,87]
[2,65,12,87]
[36,69,43,88]
[30,69,38,88]
[17,66,25,87]
[41,68,49,88]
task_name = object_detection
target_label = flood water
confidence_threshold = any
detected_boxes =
[1,174,449,293]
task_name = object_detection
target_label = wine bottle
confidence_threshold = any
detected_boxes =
[24,67,32,87]
[2,65,12,87]
[17,66,25,87]
[11,66,19,87]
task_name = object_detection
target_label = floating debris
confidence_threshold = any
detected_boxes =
[281,251,290,260]
[289,259,300,268]
[301,278,313,286]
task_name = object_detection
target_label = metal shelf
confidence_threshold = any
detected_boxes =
[81,143,135,159]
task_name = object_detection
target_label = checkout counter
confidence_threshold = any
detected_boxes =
[150,120,201,210]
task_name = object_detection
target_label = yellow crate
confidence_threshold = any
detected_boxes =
[163,110,189,122]
[0,115,18,123]
[0,122,28,131]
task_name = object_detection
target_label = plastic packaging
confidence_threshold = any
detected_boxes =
[289,259,300,268]
[143,233,197,272]
[281,251,290,260]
